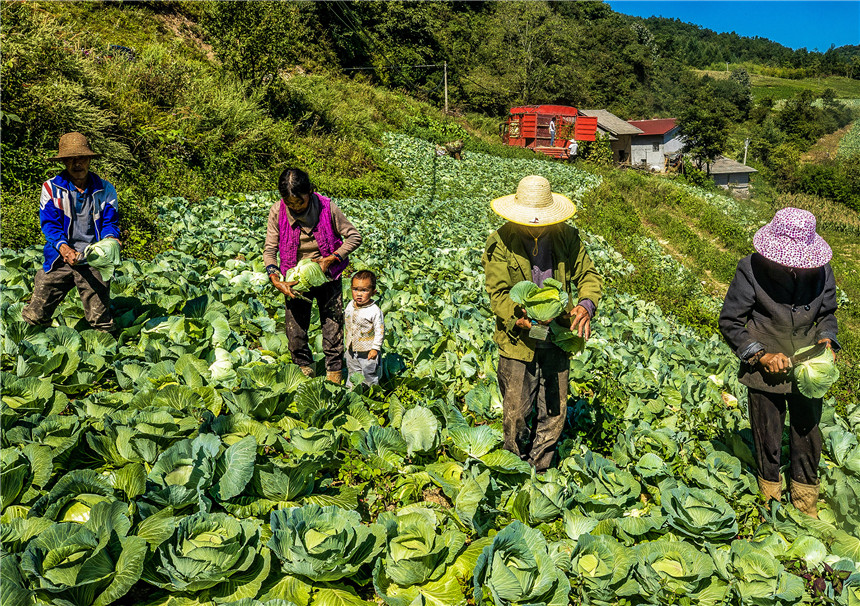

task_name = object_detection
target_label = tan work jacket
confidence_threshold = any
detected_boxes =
[482,221,603,362]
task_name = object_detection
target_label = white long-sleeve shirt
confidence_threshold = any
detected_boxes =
[345,300,384,352]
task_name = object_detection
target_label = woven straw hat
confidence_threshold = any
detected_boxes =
[753,207,832,269]
[491,175,576,226]
[49,132,100,161]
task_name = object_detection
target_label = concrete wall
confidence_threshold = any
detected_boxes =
[630,134,665,167]
[713,173,752,197]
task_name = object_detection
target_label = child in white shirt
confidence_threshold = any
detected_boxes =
[344,270,385,386]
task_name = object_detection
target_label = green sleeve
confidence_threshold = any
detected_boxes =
[482,233,520,333]
[568,231,603,309]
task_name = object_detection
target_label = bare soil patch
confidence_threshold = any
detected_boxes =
[154,13,215,62]
[802,124,852,163]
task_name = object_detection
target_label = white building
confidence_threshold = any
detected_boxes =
[628,118,683,169]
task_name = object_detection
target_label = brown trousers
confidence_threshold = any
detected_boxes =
[748,388,822,485]
[284,279,344,372]
[22,264,114,332]
[498,348,569,472]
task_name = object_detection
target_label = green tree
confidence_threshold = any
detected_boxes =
[677,77,731,173]
[202,2,327,87]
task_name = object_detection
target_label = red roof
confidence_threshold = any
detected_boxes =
[627,118,678,136]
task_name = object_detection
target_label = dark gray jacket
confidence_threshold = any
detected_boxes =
[719,253,839,393]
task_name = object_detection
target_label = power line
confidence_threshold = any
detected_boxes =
[342,63,445,72]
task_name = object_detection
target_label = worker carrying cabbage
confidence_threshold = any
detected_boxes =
[719,208,839,518]
[482,175,602,472]
[264,168,362,383]
[22,132,122,333]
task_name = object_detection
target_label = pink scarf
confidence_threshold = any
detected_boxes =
[278,193,348,280]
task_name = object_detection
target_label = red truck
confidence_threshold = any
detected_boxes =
[500,105,598,158]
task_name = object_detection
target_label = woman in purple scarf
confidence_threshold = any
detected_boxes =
[264,168,362,383]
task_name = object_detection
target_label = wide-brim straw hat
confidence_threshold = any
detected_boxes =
[753,207,832,269]
[49,132,100,161]
[491,175,576,226]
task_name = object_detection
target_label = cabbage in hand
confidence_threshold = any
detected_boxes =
[794,344,839,398]
[509,278,569,323]
[284,258,329,294]
[85,238,121,281]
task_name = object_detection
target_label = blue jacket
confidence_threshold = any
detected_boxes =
[39,171,120,273]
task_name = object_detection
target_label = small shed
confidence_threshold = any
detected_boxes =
[628,118,682,168]
[708,156,758,197]
[579,109,643,163]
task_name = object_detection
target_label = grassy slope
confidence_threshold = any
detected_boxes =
[695,69,860,101]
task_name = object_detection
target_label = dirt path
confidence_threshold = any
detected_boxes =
[802,123,853,163]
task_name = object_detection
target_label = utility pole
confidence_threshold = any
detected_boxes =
[743,138,750,165]
[444,61,448,114]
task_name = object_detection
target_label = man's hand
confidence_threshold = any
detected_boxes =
[818,338,836,361]
[106,235,122,248]
[368,349,379,360]
[270,273,298,298]
[760,352,791,375]
[315,255,337,274]
[515,317,533,330]
[569,305,592,340]
[59,243,79,266]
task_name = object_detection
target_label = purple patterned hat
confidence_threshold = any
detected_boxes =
[753,207,832,269]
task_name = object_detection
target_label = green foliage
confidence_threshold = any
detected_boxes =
[201,2,329,86]
[678,75,733,167]
[578,133,613,167]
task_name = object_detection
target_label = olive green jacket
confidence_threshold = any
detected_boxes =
[482,222,603,362]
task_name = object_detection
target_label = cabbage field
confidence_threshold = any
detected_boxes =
[1,134,859,606]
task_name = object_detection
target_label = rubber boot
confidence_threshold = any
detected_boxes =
[757,477,782,503]
[790,479,819,518]
[326,370,343,384]
[299,366,315,378]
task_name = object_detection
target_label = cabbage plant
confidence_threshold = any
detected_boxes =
[374,507,467,588]
[473,520,570,606]
[633,539,725,603]
[729,541,805,605]
[568,534,637,605]
[794,344,839,398]
[20,501,145,606]
[142,511,270,600]
[660,480,738,542]
[267,504,385,582]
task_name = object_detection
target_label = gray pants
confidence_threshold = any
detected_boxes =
[498,348,569,472]
[22,264,114,332]
[345,349,380,386]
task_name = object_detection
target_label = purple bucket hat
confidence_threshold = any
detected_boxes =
[753,207,832,269]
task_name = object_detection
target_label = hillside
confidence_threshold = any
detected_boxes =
[3,3,860,605]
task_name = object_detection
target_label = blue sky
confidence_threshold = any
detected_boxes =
[606,1,860,51]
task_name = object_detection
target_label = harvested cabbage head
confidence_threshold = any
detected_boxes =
[284,258,329,293]
[509,278,569,322]
[794,344,839,398]
[84,237,121,281]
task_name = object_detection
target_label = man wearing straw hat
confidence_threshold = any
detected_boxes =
[719,207,839,518]
[21,132,121,333]
[482,175,602,472]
